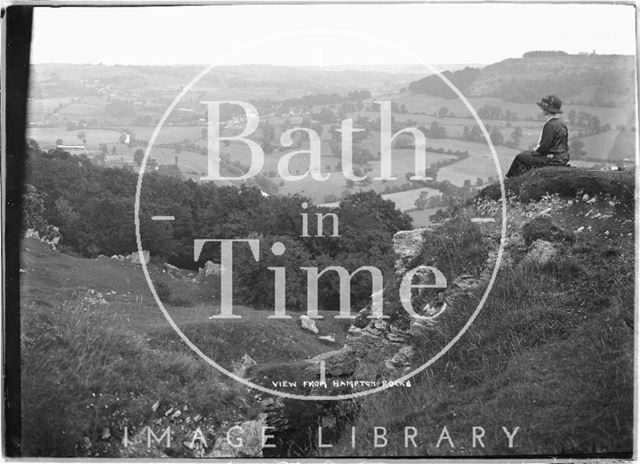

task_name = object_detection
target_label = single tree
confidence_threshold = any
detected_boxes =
[134,149,144,166]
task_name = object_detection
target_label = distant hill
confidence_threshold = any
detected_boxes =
[29,63,427,100]
[408,53,635,106]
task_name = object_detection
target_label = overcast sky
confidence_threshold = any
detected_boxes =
[31,3,636,66]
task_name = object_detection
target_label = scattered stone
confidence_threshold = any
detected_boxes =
[471,217,495,223]
[211,414,268,457]
[347,325,365,336]
[385,346,415,371]
[409,317,435,337]
[505,231,525,249]
[522,217,574,245]
[424,302,448,318]
[576,226,585,233]
[317,333,336,343]
[25,229,40,239]
[110,255,120,260]
[582,194,589,201]
[587,197,596,204]
[451,274,482,293]
[523,240,557,265]
[151,401,160,411]
[299,315,319,334]
[232,354,257,378]
[82,289,107,305]
[41,225,62,248]
[386,331,411,344]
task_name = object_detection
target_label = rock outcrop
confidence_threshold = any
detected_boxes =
[299,315,319,335]
[130,250,150,265]
[232,354,257,378]
[198,261,221,278]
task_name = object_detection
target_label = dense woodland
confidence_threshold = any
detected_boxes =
[23,140,413,312]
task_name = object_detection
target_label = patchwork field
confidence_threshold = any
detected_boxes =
[319,186,441,211]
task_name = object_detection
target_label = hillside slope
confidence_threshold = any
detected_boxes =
[18,166,635,458]
[304,167,635,457]
[19,238,352,457]
[408,54,635,106]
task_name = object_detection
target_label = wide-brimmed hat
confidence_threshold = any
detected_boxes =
[536,95,563,114]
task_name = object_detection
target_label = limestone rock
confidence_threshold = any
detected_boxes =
[232,354,257,378]
[385,345,416,370]
[40,225,62,248]
[198,261,221,278]
[306,346,358,377]
[393,228,427,274]
[299,315,319,334]
[318,333,336,343]
[451,274,482,293]
[409,317,435,337]
[210,414,267,457]
[164,263,180,273]
[25,228,40,239]
[260,397,289,432]
[130,250,150,265]
[386,330,411,344]
[523,239,557,265]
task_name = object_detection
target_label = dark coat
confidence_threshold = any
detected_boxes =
[533,117,569,162]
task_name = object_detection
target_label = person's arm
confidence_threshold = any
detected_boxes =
[533,121,555,155]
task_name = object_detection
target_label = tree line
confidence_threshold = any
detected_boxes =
[24,140,412,312]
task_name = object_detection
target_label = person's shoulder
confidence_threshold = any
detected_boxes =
[550,117,567,128]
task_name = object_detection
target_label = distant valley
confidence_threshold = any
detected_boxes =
[27,53,636,226]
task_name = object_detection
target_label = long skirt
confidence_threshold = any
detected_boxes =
[506,151,566,178]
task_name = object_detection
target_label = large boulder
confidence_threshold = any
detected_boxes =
[130,250,150,265]
[198,261,221,278]
[299,315,319,335]
[393,228,427,275]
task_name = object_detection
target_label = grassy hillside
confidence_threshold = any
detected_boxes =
[409,54,635,106]
[317,167,634,458]
[19,238,352,457]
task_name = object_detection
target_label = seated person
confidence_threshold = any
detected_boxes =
[506,95,570,178]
